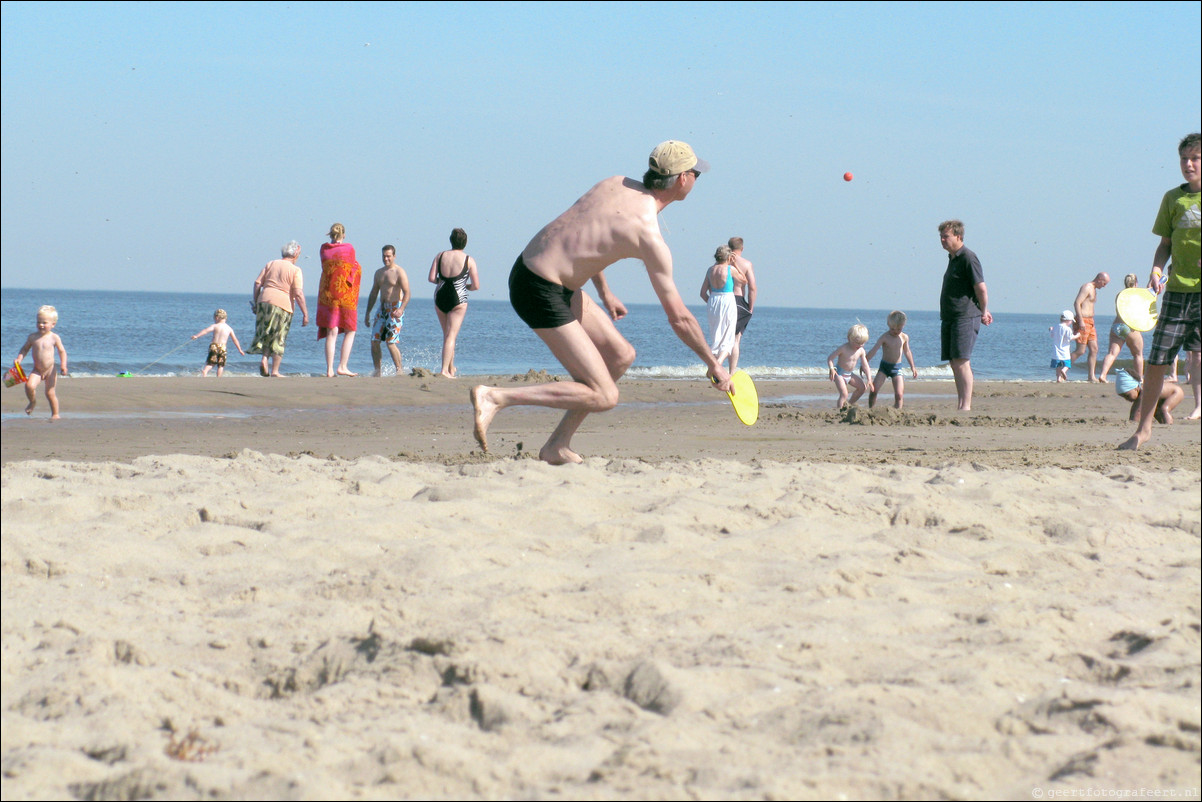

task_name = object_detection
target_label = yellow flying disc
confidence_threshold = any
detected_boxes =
[726,370,759,426]
[1115,287,1159,332]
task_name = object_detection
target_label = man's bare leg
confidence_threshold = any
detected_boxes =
[1119,363,1168,449]
[371,341,383,377]
[950,358,973,411]
[1087,341,1099,382]
[388,343,403,375]
[472,293,633,464]
[1187,350,1201,420]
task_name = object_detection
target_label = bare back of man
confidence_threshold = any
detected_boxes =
[471,144,730,465]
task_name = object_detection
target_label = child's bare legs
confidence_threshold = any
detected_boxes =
[201,364,213,377]
[847,375,868,405]
[23,373,40,415]
[24,372,59,418]
[892,374,905,408]
[832,374,849,408]
[868,371,884,407]
[215,364,224,378]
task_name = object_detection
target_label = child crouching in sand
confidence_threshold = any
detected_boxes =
[865,310,918,407]
[192,309,244,377]
[15,305,68,419]
[1114,368,1183,424]
[827,324,873,408]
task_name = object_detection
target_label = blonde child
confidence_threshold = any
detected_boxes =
[192,309,244,377]
[1049,309,1076,383]
[827,323,873,408]
[865,310,918,407]
[15,305,68,419]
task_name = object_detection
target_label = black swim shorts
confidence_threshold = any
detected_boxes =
[940,315,980,362]
[509,255,577,329]
[735,295,752,336]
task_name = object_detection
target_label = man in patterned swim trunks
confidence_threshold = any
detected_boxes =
[364,245,411,376]
[1068,271,1110,382]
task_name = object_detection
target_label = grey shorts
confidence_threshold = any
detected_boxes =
[941,316,980,362]
[1148,291,1201,365]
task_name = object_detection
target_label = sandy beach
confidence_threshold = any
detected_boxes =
[2,375,1199,799]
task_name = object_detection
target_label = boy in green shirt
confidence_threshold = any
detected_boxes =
[1120,132,1201,449]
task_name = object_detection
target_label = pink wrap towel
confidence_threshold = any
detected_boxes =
[316,241,361,337]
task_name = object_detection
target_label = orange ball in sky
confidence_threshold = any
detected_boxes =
[843,172,854,182]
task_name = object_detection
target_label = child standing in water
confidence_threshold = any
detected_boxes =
[15,305,68,419]
[865,310,919,407]
[192,309,244,377]
[827,323,873,408]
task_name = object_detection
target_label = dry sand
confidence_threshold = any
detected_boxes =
[2,374,1199,800]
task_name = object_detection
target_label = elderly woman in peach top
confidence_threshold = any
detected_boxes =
[250,240,308,377]
[316,223,362,377]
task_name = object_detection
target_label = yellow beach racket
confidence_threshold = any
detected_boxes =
[1115,287,1159,332]
[720,369,759,426]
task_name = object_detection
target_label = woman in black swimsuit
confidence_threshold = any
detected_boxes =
[427,227,480,378]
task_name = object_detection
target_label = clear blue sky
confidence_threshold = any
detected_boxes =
[2,1,1199,313]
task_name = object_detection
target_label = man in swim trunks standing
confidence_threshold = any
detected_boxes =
[364,245,411,376]
[1069,271,1110,382]
[471,140,733,465]
[728,236,756,374]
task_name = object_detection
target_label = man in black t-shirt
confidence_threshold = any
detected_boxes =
[938,220,992,411]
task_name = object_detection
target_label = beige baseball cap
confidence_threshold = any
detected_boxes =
[648,140,710,176]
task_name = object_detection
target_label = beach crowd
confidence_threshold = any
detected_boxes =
[11,134,1200,460]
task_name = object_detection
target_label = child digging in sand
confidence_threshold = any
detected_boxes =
[15,305,68,419]
[1114,368,1183,424]
[827,324,873,408]
[191,309,244,377]
[865,310,918,407]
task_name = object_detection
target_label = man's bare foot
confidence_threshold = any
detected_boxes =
[539,444,584,465]
[471,385,496,452]
[1118,431,1148,450]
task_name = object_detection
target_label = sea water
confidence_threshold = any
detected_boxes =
[1,287,1136,381]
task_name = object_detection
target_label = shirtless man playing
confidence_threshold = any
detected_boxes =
[364,245,411,376]
[1069,272,1110,382]
[471,140,732,465]
[728,236,757,374]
